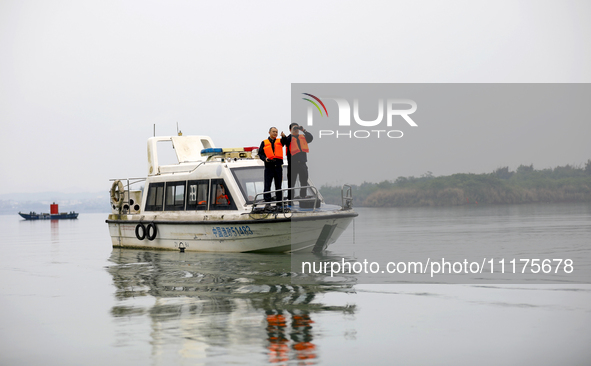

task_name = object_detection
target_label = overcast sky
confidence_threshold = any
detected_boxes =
[1,0,590,194]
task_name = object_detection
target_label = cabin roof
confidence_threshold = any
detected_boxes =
[148,135,216,175]
[171,136,214,163]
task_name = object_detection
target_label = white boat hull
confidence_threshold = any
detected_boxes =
[107,212,355,253]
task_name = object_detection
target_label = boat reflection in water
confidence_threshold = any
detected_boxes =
[107,249,356,363]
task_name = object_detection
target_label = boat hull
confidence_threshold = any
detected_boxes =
[106,213,356,253]
[19,212,79,220]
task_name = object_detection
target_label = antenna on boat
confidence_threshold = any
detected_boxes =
[177,122,182,136]
[153,124,155,137]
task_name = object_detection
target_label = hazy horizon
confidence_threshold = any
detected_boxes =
[2,0,590,194]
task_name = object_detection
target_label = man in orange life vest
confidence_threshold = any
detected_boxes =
[286,123,313,201]
[258,127,287,205]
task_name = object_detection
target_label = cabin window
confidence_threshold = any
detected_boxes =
[231,166,287,203]
[210,179,236,210]
[165,181,186,211]
[145,182,164,211]
[186,180,209,210]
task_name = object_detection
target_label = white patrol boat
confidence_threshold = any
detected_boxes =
[106,135,357,253]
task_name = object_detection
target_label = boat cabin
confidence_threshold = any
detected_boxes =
[112,136,318,215]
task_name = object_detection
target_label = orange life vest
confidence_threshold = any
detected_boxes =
[263,138,283,160]
[216,194,230,205]
[290,135,309,156]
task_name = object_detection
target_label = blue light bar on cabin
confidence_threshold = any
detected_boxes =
[201,147,257,159]
[201,148,223,156]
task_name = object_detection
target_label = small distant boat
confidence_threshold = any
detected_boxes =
[18,202,79,220]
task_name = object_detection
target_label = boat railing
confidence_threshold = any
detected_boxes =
[108,177,146,212]
[108,177,146,191]
[250,185,322,213]
[341,184,353,210]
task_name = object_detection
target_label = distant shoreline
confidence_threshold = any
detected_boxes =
[320,162,591,207]
[0,199,110,216]
[3,162,590,212]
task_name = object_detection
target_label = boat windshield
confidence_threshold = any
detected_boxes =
[230,166,288,203]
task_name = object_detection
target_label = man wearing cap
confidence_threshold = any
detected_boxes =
[285,123,313,201]
[259,127,287,206]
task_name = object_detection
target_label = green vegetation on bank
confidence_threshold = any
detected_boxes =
[319,160,591,207]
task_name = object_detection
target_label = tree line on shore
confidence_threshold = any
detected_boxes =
[319,160,591,207]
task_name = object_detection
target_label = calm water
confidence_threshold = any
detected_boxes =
[1,204,590,365]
